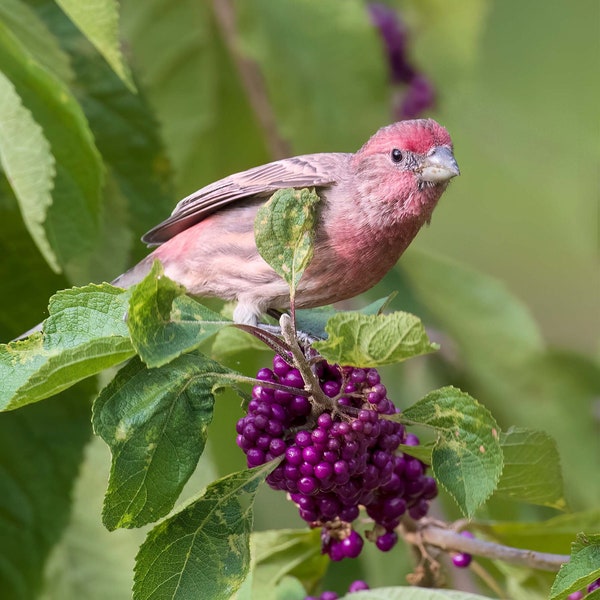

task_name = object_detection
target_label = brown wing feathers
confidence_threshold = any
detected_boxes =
[142,153,348,245]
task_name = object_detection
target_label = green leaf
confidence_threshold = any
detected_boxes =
[478,509,600,556]
[295,294,396,340]
[550,533,600,600]
[0,177,68,340]
[0,19,103,280]
[401,250,544,410]
[313,311,438,367]
[93,352,237,530]
[120,0,270,198]
[0,284,134,411]
[401,256,600,510]
[0,385,92,599]
[210,326,271,360]
[254,188,320,299]
[40,437,147,600]
[341,588,495,600]
[0,0,73,83]
[128,261,230,368]
[271,577,306,600]
[402,386,503,517]
[397,442,433,465]
[250,529,328,600]
[496,427,567,510]
[0,71,58,271]
[133,463,274,600]
[54,0,135,91]
[47,3,175,265]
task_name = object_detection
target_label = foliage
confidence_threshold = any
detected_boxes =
[0,1,597,599]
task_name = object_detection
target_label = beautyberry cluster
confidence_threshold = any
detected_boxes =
[305,579,369,600]
[236,354,438,560]
[568,578,600,600]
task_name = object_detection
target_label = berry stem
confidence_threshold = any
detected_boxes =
[233,374,312,397]
[279,314,337,412]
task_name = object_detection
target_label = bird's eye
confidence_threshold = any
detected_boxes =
[391,148,403,163]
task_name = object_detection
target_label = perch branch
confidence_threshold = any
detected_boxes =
[402,520,570,572]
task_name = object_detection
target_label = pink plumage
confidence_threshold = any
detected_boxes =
[115,119,459,324]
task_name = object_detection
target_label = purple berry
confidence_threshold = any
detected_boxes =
[339,505,360,522]
[322,380,341,397]
[366,369,380,385]
[298,476,317,495]
[341,530,364,558]
[302,446,322,465]
[404,433,420,446]
[405,458,424,479]
[408,498,429,520]
[317,412,333,429]
[320,592,338,600]
[588,578,600,593]
[567,592,584,600]
[350,369,366,384]
[375,531,398,552]
[290,395,311,416]
[348,580,369,593]
[295,430,312,448]
[452,552,472,568]
[269,438,286,456]
[256,367,274,381]
[272,354,290,376]
[314,462,334,480]
[328,540,346,562]
[283,369,304,388]
[246,448,265,467]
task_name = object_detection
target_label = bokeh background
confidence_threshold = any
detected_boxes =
[0,1,598,598]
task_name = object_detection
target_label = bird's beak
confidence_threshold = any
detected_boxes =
[417,146,460,183]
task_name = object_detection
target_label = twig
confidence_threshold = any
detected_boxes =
[211,0,291,159]
[402,520,570,572]
[469,561,509,599]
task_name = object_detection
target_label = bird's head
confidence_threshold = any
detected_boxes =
[352,119,459,222]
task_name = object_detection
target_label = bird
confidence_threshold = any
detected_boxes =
[112,118,459,326]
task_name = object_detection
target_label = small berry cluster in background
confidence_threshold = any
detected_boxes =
[368,3,436,119]
[305,579,369,600]
[236,354,437,560]
[568,578,600,599]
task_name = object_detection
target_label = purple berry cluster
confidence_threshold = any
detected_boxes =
[236,354,437,560]
[568,578,600,600]
[305,579,369,600]
[368,3,436,119]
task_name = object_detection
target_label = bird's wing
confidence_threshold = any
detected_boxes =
[142,153,350,245]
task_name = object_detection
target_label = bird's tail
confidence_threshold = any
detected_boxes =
[110,255,154,289]
[13,256,155,341]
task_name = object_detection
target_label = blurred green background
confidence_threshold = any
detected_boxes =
[0,0,598,598]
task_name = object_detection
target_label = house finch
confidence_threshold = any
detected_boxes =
[115,118,459,325]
